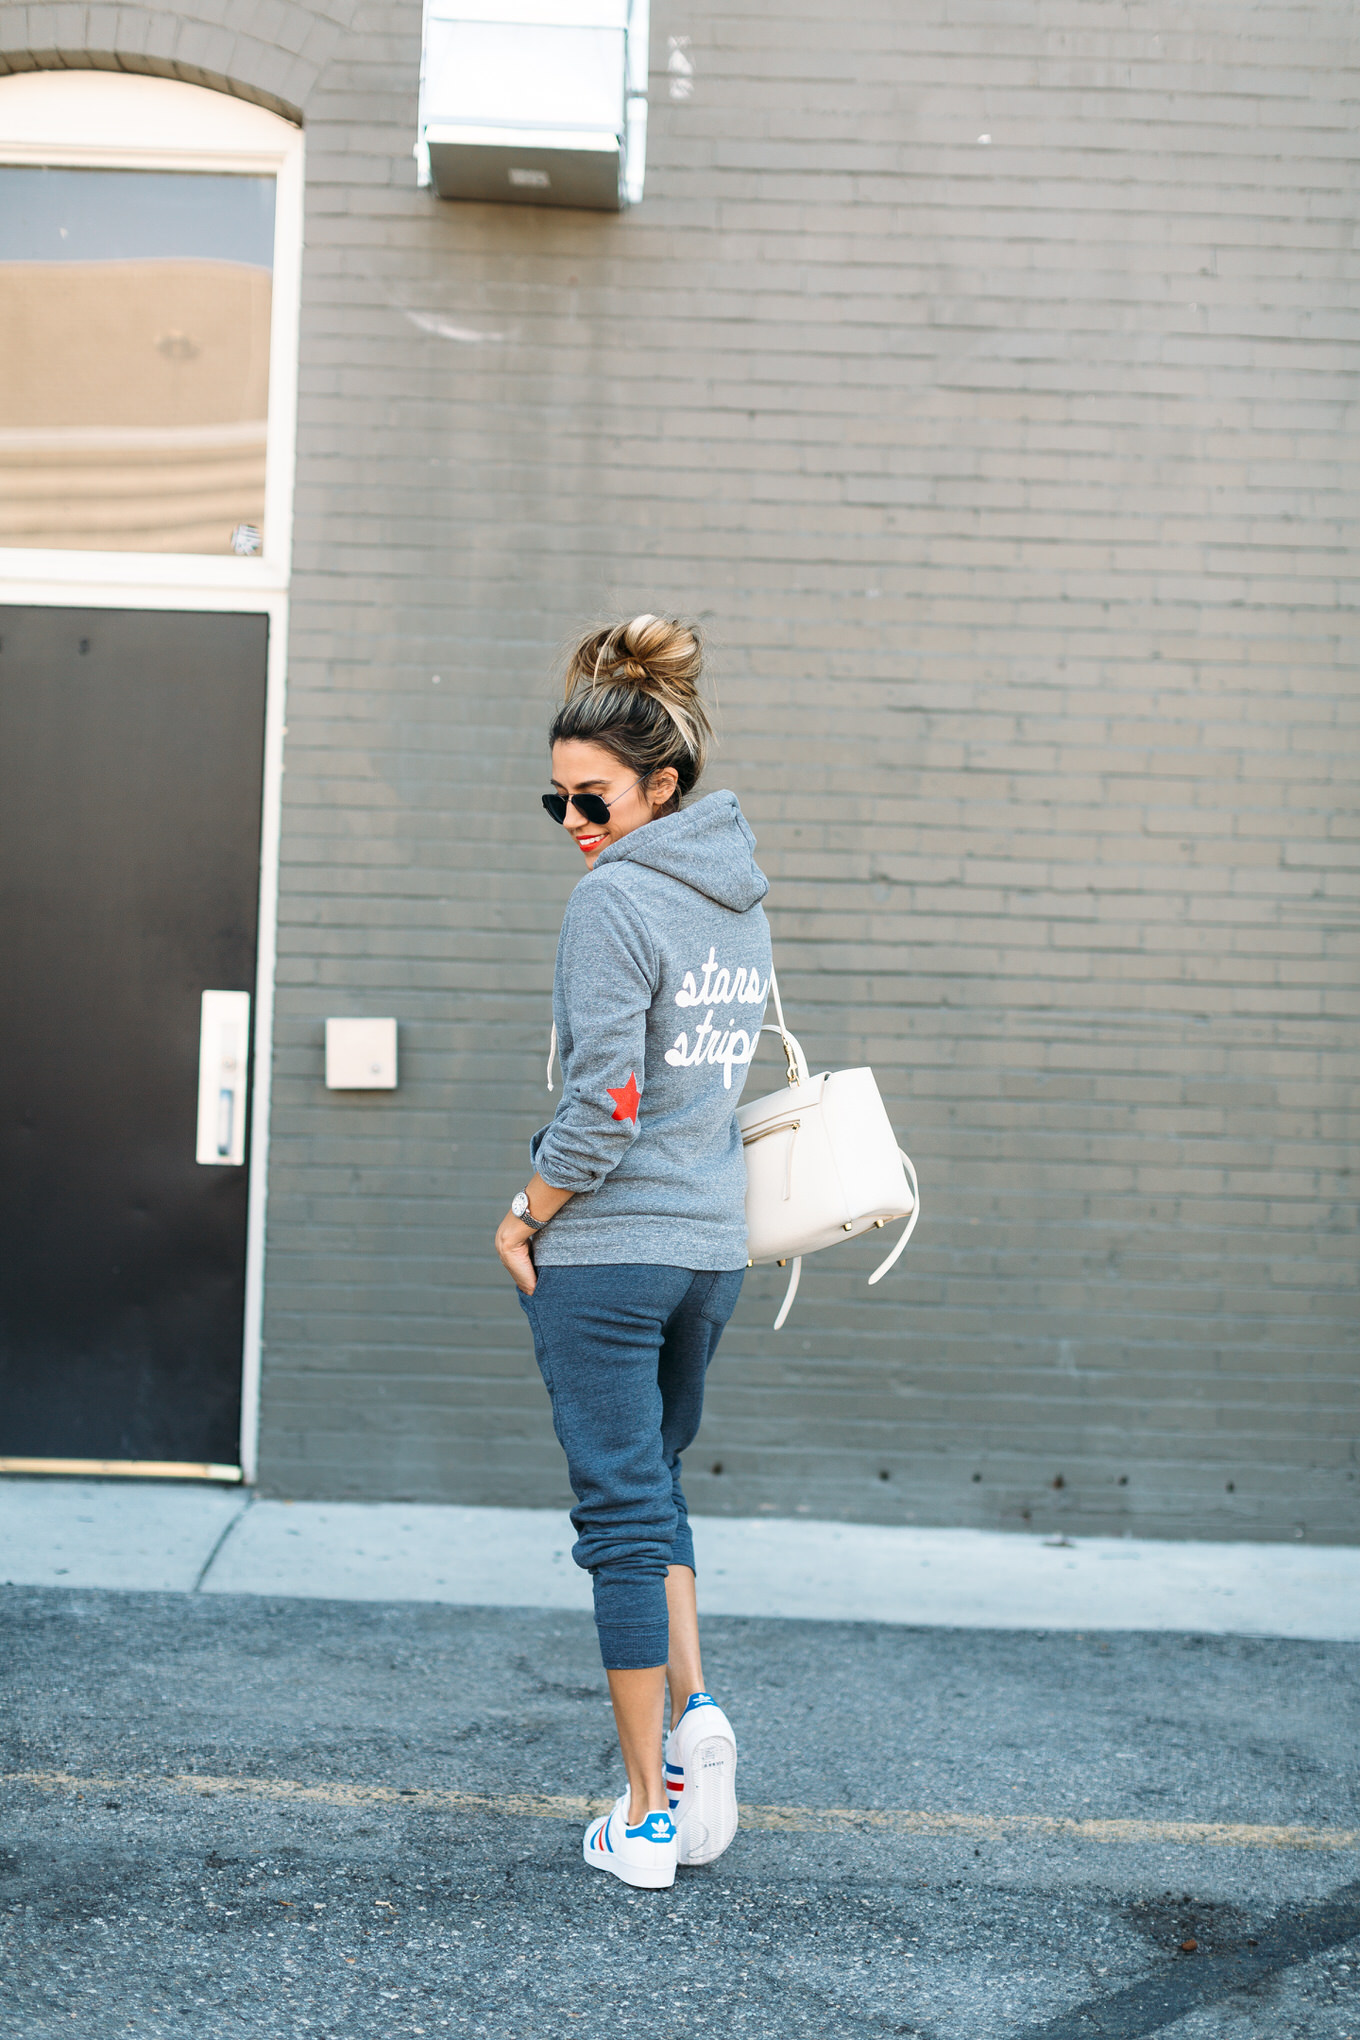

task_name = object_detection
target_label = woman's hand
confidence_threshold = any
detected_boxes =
[495,1213,539,1294]
[494,1176,572,1293]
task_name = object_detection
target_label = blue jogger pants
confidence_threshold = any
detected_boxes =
[517,1263,744,1670]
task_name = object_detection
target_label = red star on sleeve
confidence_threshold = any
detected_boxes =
[606,1071,641,1123]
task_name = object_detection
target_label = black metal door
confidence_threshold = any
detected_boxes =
[0,607,268,1468]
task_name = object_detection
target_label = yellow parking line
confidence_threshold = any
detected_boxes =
[7,1770,1356,1853]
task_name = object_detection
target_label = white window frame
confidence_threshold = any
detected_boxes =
[0,72,305,1482]
[0,70,303,592]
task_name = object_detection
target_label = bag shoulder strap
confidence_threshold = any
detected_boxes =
[764,964,808,1088]
[767,963,789,1037]
[868,1152,920,1286]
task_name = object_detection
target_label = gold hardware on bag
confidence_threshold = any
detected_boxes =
[843,1222,854,1232]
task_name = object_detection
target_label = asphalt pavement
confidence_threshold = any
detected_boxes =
[2,1586,1358,2039]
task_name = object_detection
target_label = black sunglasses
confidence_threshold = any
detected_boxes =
[541,773,644,828]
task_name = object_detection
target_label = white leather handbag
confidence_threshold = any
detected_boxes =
[738,969,920,1329]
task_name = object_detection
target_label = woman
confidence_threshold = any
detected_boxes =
[493,614,772,1891]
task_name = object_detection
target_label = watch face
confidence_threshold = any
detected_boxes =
[511,1193,527,1219]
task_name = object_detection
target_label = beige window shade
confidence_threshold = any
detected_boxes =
[0,168,274,554]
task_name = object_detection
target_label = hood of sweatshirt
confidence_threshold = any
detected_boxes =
[591,789,768,912]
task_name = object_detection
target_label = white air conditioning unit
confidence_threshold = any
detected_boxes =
[417,0,649,212]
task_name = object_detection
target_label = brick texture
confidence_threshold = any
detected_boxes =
[0,0,360,119]
[7,1,1357,1539]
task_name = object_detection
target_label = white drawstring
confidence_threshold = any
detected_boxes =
[546,1020,557,1092]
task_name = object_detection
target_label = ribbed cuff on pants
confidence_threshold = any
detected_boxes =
[592,1571,669,1671]
[670,1517,696,1575]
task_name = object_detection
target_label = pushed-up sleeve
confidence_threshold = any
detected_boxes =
[532,880,657,1194]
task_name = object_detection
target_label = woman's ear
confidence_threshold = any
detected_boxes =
[649,767,680,811]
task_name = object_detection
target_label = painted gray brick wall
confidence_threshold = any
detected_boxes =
[7,0,1356,1538]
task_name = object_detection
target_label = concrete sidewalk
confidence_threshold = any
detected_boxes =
[1,1476,1355,1639]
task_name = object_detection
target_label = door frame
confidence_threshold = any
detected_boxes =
[0,73,306,1484]
[0,580,287,1485]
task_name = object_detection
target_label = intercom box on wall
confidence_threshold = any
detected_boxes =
[325,1017,398,1090]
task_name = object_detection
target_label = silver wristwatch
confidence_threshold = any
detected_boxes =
[510,1190,546,1231]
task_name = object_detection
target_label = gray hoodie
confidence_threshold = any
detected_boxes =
[530,790,773,1268]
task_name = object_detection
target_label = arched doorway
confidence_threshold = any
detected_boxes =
[0,71,303,1481]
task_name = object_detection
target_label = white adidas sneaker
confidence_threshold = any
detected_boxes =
[582,1793,678,1889]
[664,1691,738,1866]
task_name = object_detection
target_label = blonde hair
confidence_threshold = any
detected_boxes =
[551,614,712,811]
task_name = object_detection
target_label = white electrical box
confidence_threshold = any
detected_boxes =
[417,0,649,211]
[196,990,251,1166]
[326,1017,399,1091]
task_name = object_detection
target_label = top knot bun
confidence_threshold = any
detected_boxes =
[552,613,712,809]
[572,613,703,697]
